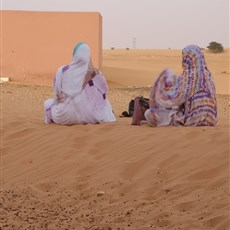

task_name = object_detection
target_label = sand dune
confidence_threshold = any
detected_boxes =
[103,49,230,95]
[1,80,229,229]
[1,48,230,229]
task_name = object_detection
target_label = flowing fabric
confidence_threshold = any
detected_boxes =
[146,68,179,126]
[44,43,116,125]
[146,44,217,127]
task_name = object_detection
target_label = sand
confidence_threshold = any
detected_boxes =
[1,49,230,230]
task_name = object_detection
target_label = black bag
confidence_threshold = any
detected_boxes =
[128,99,135,116]
[138,97,149,109]
[120,99,134,117]
[120,97,149,118]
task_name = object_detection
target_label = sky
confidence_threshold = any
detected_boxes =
[1,0,229,49]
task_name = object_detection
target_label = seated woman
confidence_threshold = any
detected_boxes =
[44,42,116,125]
[144,44,217,127]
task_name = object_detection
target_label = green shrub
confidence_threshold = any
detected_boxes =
[207,42,224,53]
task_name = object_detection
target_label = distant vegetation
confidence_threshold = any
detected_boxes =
[110,47,130,50]
[207,42,224,53]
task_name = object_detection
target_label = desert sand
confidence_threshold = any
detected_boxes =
[1,49,230,230]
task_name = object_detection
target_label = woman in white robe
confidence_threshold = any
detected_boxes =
[44,42,116,125]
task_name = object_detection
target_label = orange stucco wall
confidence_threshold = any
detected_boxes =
[0,11,102,84]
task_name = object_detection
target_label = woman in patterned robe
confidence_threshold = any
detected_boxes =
[144,44,217,127]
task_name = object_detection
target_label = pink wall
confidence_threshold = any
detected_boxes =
[1,11,102,84]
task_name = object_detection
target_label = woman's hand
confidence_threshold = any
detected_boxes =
[82,58,100,89]
[82,68,99,89]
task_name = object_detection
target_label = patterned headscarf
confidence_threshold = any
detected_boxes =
[150,44,217,126]
[152,44,216,109]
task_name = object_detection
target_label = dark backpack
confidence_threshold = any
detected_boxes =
[120,97,149,120]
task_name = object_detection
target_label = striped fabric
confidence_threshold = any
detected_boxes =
[150,44,217,126]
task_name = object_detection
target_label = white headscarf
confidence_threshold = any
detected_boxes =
[53,42,90,100]
[44,42,116,124]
